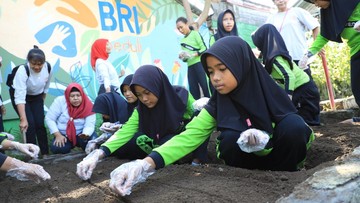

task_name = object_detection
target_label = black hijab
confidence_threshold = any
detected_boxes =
[201,36,297,133]
[320,0,359,42]
[121,74,138,117]
[251,24,293,73]
[92,92,129,123]
[214,9,239,40]
[130,65,188,139]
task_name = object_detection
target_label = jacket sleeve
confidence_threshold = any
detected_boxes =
[309,34,329,54]
[195,31,207,55]
[149,109,216,169]
[183,92,196,120]
[0,133,8,167]
[82,114,96,136]
[0,133,8,144]
[272,57,296,94]
[209,35,215,47]
[100,109,139,156]
[45,96,64,134]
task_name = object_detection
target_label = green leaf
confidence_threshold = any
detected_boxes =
[136,2,147,19]
[147,18,151,31]
[113,53,130,70]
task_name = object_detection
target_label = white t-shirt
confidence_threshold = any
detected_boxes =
[13,62,52,104]
[266,7,319,60]
[95,59,120,89]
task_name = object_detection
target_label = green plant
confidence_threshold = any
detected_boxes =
[310,42,352,101]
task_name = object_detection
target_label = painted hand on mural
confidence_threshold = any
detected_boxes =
[35,22,77,57]
[48,24,70,50]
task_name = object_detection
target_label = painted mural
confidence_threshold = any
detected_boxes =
[0,0,211,119]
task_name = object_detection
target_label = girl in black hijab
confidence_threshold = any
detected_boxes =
[199,36,314,171]
[208,9,239,94]
[252,24,321,126]
[209,9,238,46]
[303,0,360,122]
[92,92,129,124]
[86,92,129,154]
[76,65,211,181]
[120,74,139,119]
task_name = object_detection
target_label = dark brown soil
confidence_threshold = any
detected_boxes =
[0,115,359,203]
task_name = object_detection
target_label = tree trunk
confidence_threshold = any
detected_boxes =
[182,0,212,30]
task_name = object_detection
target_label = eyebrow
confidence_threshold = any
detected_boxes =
[208,62,224,69]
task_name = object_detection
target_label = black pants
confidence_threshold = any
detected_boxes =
[50,132,97,154]
[292,81,321,126]
[216,114,312,171]
[10,89,49,155]
[188,62,210,100]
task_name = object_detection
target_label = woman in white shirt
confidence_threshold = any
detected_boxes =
[12,46,52,156]
[45,83,96,154]
[90,39,120,95]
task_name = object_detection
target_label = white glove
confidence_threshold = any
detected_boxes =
[298,51,314,70]
[11,141,40,159]
[76,149,104,180]
[85,141,97,155]
[354,21,360,32]
[84,133,111,154]
[192,97,210,111]
[100,122,121,133]
[179,51,192,62]
[237,128,270,153]
[6,158,51,183]
[109,159,155,196]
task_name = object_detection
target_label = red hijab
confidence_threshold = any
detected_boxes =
[90,39,109,70]
[65,83,94,146]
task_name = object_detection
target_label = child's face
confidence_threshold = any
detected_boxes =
[176,21,190,35]
[314,0,330,9]
[133,85,158,108]
[223,12,235,32]
[69,91,82,107]
[206,55,238,94]
[29,60,45,73]
[122,85,138,104]
[106,41,112,54]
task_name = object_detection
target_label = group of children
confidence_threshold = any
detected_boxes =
[102,0,360,196]
[0,0,358,198]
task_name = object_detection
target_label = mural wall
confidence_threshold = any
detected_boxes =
[0,0,211,120]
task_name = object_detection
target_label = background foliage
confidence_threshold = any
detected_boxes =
[310,42,352,101]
